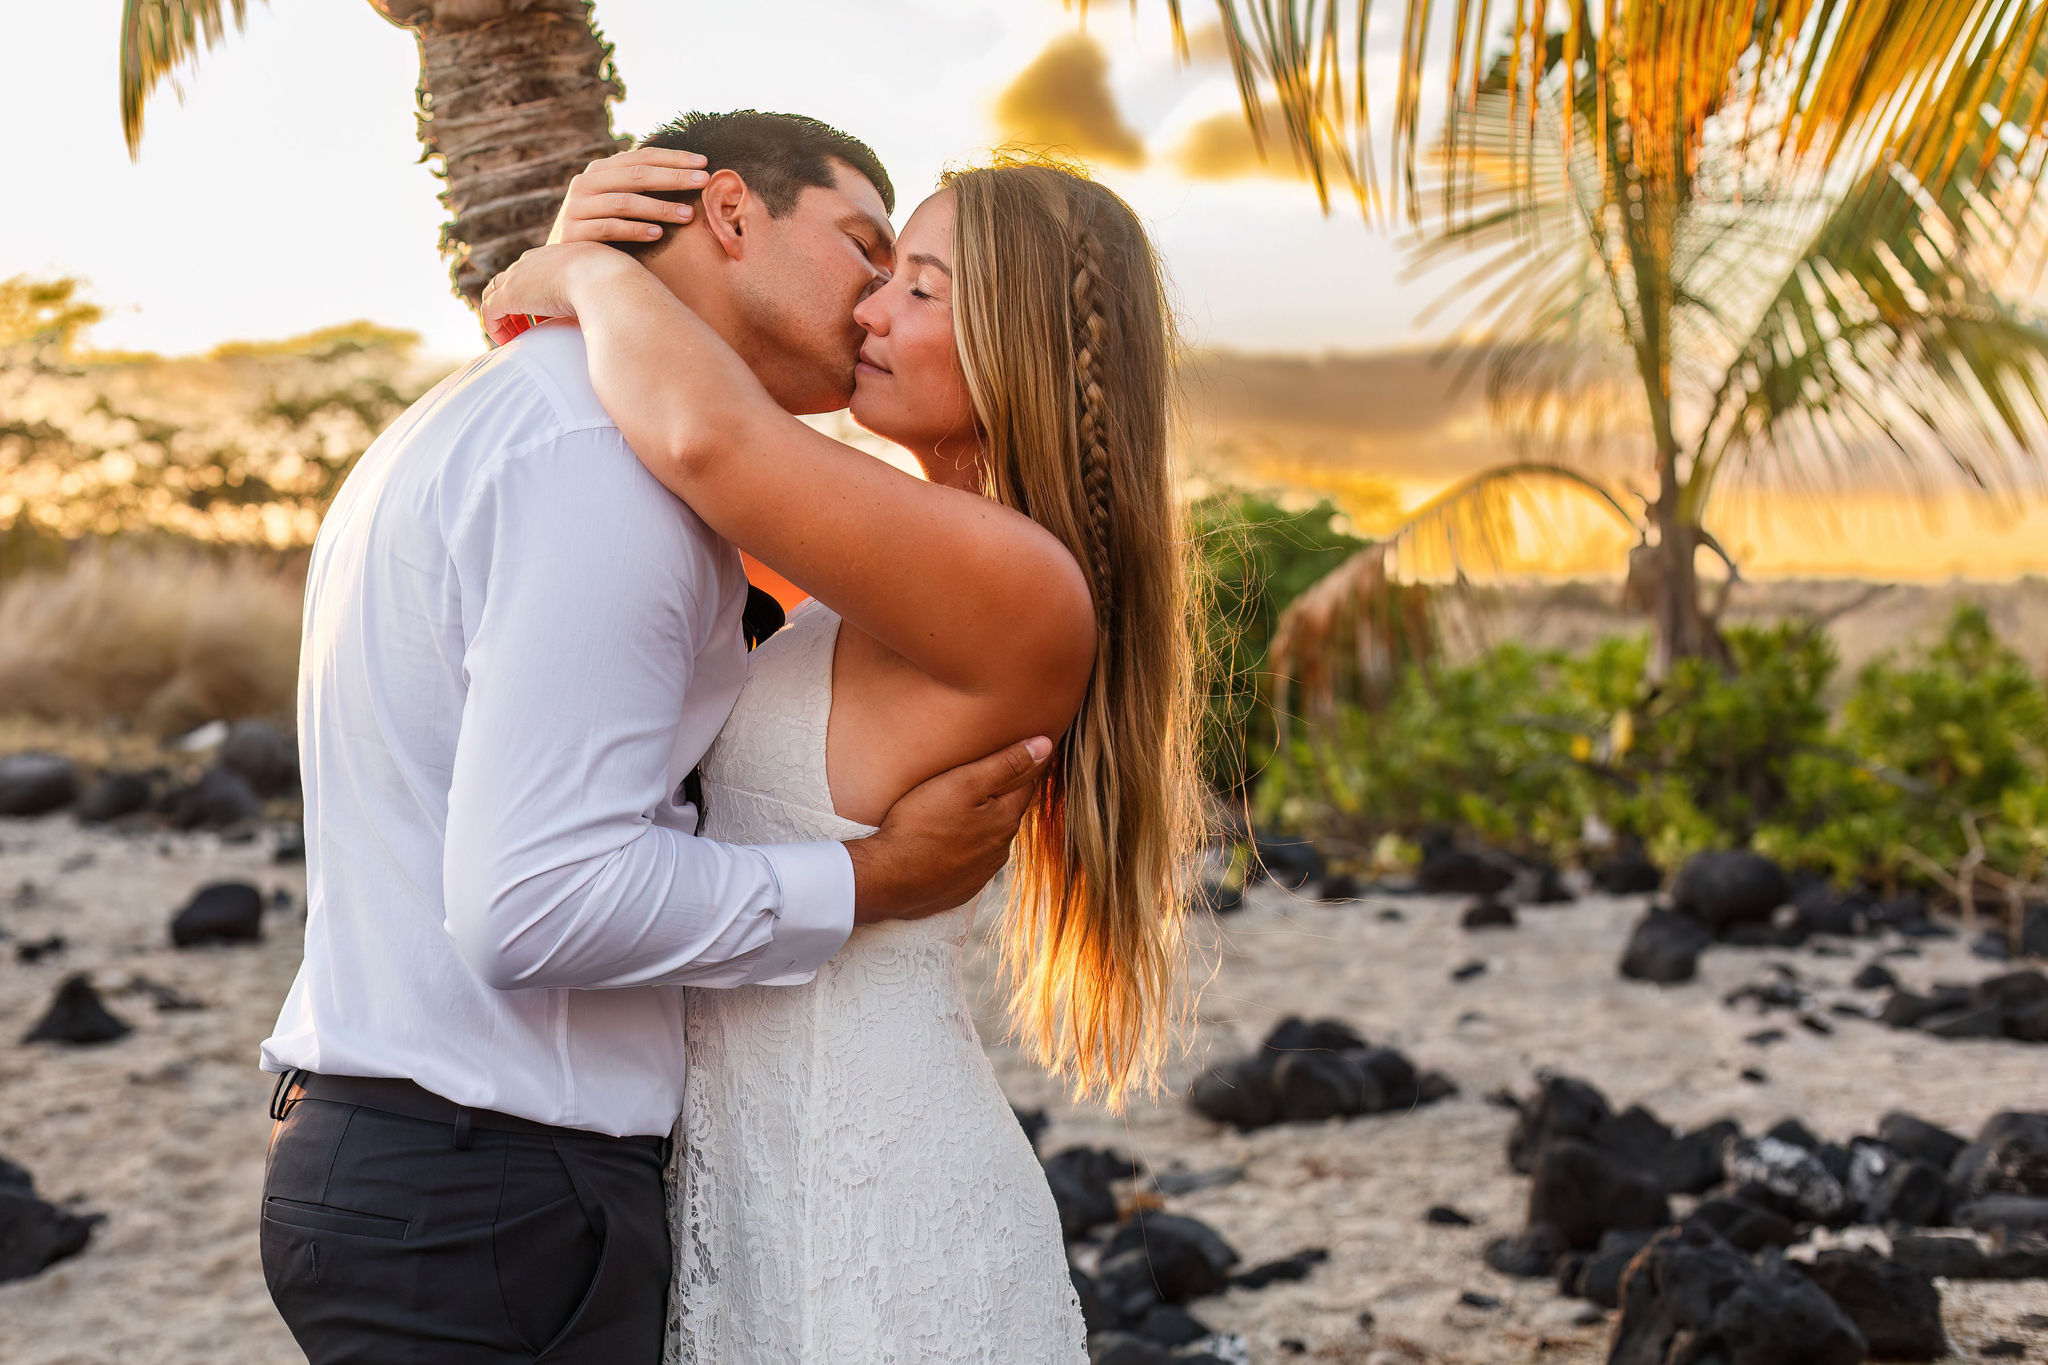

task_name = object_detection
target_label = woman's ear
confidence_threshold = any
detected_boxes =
[699,169,752,261]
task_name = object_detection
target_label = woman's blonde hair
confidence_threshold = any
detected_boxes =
[942,155,1197,1105]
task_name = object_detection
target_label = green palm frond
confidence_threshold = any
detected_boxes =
[1690,37,2048,515]
[1109,1,2048,249]
[120,0,260,159]
[1387,460,1640,580]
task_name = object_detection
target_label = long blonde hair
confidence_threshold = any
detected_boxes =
[944,156,1197,1105]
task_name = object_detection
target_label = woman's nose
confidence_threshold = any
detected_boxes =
[853,288,888,336]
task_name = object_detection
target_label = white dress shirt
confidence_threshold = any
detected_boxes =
[261,322,854,1137]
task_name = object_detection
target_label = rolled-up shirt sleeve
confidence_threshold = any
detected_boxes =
[440,426,853,991]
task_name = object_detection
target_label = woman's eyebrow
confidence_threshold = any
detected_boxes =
[906,252,953,278]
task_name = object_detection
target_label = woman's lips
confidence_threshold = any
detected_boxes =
[856,354,891,377]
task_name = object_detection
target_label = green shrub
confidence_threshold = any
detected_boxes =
[1189,489,1367,795]
[1259,603,2048,893]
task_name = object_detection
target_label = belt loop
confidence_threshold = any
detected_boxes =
[657,1132,674,1167]
[269,1068,305,1122]
[452,1107,473,1150]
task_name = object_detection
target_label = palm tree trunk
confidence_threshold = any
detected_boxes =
[1623,184,1728,682]
[371,1,625,307]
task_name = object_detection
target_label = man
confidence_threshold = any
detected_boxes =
[259,111,1045,1363]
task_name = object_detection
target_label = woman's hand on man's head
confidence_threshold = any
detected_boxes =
[549,146,713,246]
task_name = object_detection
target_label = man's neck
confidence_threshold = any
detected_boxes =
[641,247,756,368]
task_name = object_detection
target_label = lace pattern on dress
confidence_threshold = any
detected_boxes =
[663,603,1085,1364]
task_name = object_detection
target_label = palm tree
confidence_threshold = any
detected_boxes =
[120,0,625,304]
[1113,1,2048,681]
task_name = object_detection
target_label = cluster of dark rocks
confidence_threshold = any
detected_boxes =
[1013,1114,1325,1364]
[1185,1016,1455,1132]
[16,881,270,1045]
[0,1155,98,1286]
[0,720,298,834]
[1480,1072,2048,1362]
[1621,849,2048,990]
[1875,967,2048,1044]
[1197,827,1584,919]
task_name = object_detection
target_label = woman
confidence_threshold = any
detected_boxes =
[481,154,1194,1362]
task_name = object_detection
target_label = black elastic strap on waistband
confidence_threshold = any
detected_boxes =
[272,1071,667,1156]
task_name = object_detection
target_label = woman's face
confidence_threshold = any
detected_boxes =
[850,190,979,475]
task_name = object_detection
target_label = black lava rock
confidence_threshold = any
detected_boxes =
[0,753,80,817]
[1686,1196,1799,1252]
[1591,843,1664,896]
[163,767,264,831]
[1891,1232,2048,1280]
[1484,1223,1569,1278]
[1620,909,1714,984]
[169,882,264,948]
[1188,1056,1275,1131]
[1087,1331,1176,1365]
[1797,1248,1943,1361]
[1766,1118,1822,1152]
[1418,839,1516,897]
[2022,904,2048,959]
[1229,1247,1328,1290]
[1272,1050,1373,1122]
[1132,1303,1210,1347]
[1561,1228,1657,1309]
[1251,831,1323,890]
[14,934,65,964]
[75,771,154,824]
[1461,896,1517,930]
[1850,963,1898,992]
[1427,1206,1475,1226]
[1671,851,1792,934]
[1528,1139,1672,1252]
[1188,1017,1436,1132]
[1795,884,1875,938]
[1918,1004,2005,1039]
[0,1157,98,1285]
[1878,1112,1968,1172]
[1315,873,1361,903]
[1508,1074,1613,1174]
[21,975,131,1045]
[1608,1224,1866,1365]
[1043,1147,1136,1242]
[1863,1158,1948,1229]
[1013,1106,1049,1152]
[1528,861,1577,905]
[217,720,298,798]
[1725,1135,1847,1224]
[1098,1212,1239,1305]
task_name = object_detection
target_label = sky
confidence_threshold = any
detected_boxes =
[0,0,1439,361]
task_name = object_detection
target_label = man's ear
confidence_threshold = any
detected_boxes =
[699,169,753,262]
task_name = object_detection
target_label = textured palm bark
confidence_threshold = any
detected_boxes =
[369,0,625,308]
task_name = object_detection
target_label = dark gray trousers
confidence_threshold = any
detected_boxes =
[259,1080,671,1364]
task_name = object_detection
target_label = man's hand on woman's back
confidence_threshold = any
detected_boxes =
[848,738,1052,924]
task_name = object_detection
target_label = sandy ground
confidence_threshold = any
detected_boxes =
[0,816,2044,1364]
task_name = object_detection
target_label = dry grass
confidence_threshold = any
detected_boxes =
[0,551,302,738]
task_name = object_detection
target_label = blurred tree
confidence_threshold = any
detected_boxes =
[120,0,625,305]
[0,275,439,555]
[1110,1,2048,681]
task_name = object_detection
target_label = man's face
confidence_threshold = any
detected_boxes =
[734,162,895,415]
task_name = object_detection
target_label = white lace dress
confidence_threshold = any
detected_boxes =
[663,602,1086,1364]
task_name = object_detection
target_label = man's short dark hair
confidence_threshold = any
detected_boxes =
[614,110,894,258]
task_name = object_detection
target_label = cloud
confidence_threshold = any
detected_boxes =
[991,32,1147,169]
[1171,102,1317,183]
